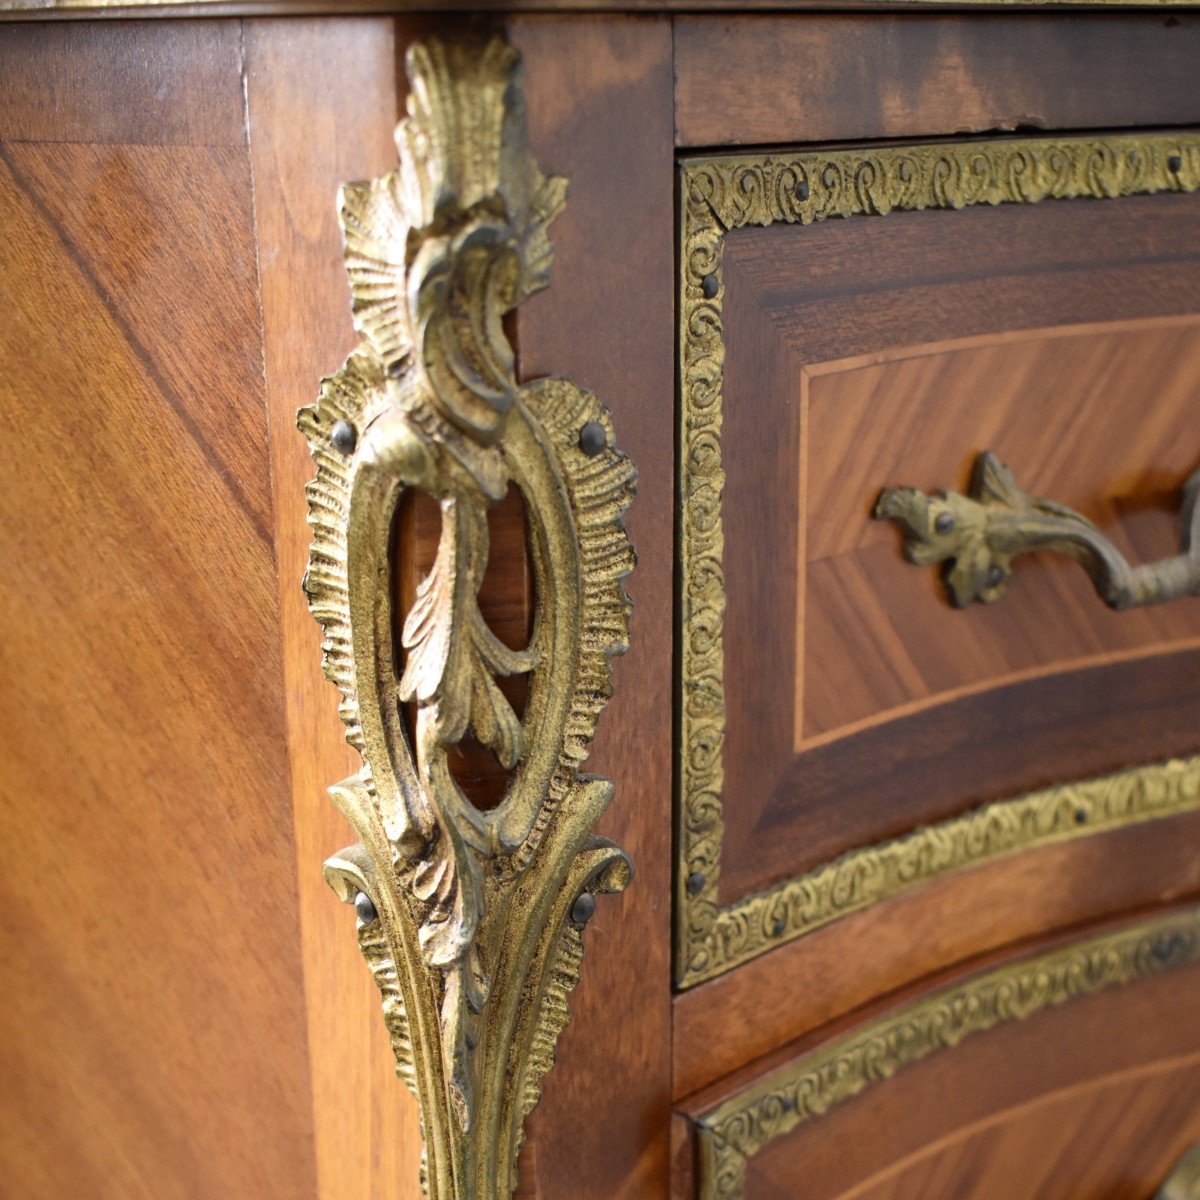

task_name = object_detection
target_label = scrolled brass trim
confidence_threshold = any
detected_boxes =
[695,906,1200,1200]
[676,132,1200,988]
[300,35,636,1200]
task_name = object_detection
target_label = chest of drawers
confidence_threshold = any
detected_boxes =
[2,7,1198,1199]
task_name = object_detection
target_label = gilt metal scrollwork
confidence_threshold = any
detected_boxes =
[298,36,636,1200]
[876,451,1200,610]
[1159,1146,1200,1200]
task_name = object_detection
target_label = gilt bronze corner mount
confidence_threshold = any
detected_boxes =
[298,35,636,1200]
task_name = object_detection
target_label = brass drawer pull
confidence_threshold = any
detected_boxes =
[875,451,1200,610]
[1159,1145,1200,1200]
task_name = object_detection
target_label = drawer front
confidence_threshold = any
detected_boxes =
[677,132,1200,989]
[679,907,1200,1200]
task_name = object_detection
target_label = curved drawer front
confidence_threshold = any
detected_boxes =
[680,907,1200,1200]
[676,132,1200,988]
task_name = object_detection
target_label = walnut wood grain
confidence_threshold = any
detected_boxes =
[674,14,1200,149]
[509,15,676,1200]
[243,18,428,1200]
[822,1061,1200,1200]
[0,19,246,146]
[5,0,1200,17]
[718,192,1200,903]
[0,21,316,1198]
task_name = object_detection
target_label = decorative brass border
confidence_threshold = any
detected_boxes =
[676,132,1200,989]
[695,905,1200,1200]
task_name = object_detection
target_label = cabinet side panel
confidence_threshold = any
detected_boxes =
[0,19,317,1200]
[244,17,428,1200]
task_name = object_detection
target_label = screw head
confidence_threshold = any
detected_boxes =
[354,891,378,924]
[1168,154,1183,173]
[701,273,719,299]
[934,512,955,534]
[686,871,706,896]
[331,419,357,455]
[571,891,597,925]
[579,420,607,457]
[1152,933,1182,964]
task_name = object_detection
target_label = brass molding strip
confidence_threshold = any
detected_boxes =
[300,36,635,1200]
[695,905,1200,1200]
[676,132,1200,989]
[679,755,1200,987]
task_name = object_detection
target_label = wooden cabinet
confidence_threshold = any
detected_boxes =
[1,9,1197,1200]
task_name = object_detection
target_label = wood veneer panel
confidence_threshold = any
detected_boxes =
[804,325,1200,741]
[510,15,676,1200]
[244,17,427,1200]
[718,192,1200,902]
[673,808,1200,1099]
[675,15,1200,149]
[821,1064,1200,1200]
[735,961,1200,1200]
[0,26,315,1197]
[0,19,246,145]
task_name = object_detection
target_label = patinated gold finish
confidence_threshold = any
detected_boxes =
[677,132,1200,988]
[300,36,635,1200]
[1160,1146,1200,1200]
[877,450,1200,609]
[695,906,1200,1200]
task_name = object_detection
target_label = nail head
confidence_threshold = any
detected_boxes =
[571,892,597,925]
[579,420,607,457]
[331,419,357,455]
[354,891,378,924]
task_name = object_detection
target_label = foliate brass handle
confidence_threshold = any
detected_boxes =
[875,451,1200,611]
[1158,1145,1200,1200]
[299,36,635,1200]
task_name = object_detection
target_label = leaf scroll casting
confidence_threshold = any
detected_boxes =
[298,36,636,1200]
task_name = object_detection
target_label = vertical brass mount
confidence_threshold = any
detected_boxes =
[298,36,636,1200]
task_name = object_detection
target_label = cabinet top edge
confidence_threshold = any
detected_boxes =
[2,0,1199,19]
